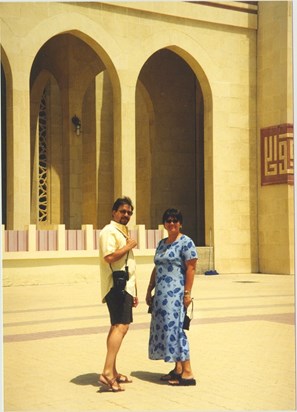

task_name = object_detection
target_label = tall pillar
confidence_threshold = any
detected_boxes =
[6,68,31,230]
[257,2,294,274]
[114,80,137,223]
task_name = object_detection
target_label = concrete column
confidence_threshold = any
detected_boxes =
[27,225,37,252]
[158,224,168,239]
[6,68,31,230]
[57,224,66,252]
[257,1,294,274]
[82,224,94,251]
[136,224,146,251]
[113,80,137,223]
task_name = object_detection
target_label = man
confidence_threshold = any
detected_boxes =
[98,196,138,392]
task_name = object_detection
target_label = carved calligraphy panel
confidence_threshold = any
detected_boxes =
[260,124,294,186]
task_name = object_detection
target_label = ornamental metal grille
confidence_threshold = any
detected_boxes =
[38,89,48,221]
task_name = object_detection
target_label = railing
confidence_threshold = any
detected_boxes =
[2,224,166,253]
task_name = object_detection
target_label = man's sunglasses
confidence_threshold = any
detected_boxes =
[119,209,133,216]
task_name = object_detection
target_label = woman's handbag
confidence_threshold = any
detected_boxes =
[183,299,194,330]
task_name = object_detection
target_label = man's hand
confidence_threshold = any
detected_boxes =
[104,238,137,264]
[126,238,137,250]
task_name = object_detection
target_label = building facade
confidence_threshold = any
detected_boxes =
[0,1,294,275]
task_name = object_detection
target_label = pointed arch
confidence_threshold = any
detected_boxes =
[134,32,214,243]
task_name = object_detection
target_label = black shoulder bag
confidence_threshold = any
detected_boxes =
[110,251,129,295]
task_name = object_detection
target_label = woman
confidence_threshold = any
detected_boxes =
[146,208,198,386]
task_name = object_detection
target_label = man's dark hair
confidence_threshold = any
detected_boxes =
[162,208,183,224]
[112,196,134,212]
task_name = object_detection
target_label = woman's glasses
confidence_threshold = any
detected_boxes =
[119,209,133,216]
[165,218,178,224]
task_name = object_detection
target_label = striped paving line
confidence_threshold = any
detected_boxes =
[3,302,294,328]
[3,312,295,343]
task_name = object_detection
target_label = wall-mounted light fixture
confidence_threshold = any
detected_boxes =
[72,115,81,136]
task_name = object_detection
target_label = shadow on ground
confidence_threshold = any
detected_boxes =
[70,373,100,387]
[70,370,167,392]
[131,370,167,385]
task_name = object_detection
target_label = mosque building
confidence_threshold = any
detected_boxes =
[0,1,294,283]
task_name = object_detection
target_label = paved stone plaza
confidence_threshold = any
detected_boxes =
[2,273,296,411]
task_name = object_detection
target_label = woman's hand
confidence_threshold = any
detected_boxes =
[183,294,192,308]
[133,296,139,308]
[146,267,156,306]
[146,290,153,306]
[184,258,197,308]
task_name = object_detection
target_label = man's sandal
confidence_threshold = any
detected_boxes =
[116,373,132,383]
[160,369,181,381]
[98,374,125,392]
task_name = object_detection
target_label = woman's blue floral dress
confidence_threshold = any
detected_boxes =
[149,234,198,362]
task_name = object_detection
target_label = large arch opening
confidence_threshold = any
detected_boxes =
[30,33,114,229]
[136,49,205,245]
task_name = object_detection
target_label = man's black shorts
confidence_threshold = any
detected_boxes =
[105,289,133,325]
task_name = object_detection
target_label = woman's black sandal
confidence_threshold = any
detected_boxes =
[168,375,196,386]
[160,369,181,381]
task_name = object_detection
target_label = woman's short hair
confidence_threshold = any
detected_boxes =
[112,196,134,212]
[162,208,183,224]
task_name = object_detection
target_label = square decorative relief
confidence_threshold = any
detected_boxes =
[260,123,294,186]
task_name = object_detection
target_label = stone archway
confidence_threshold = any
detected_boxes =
[30,34,114,229]
[136,49,205,245]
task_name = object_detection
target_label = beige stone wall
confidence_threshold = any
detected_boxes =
[0,1,293,274]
